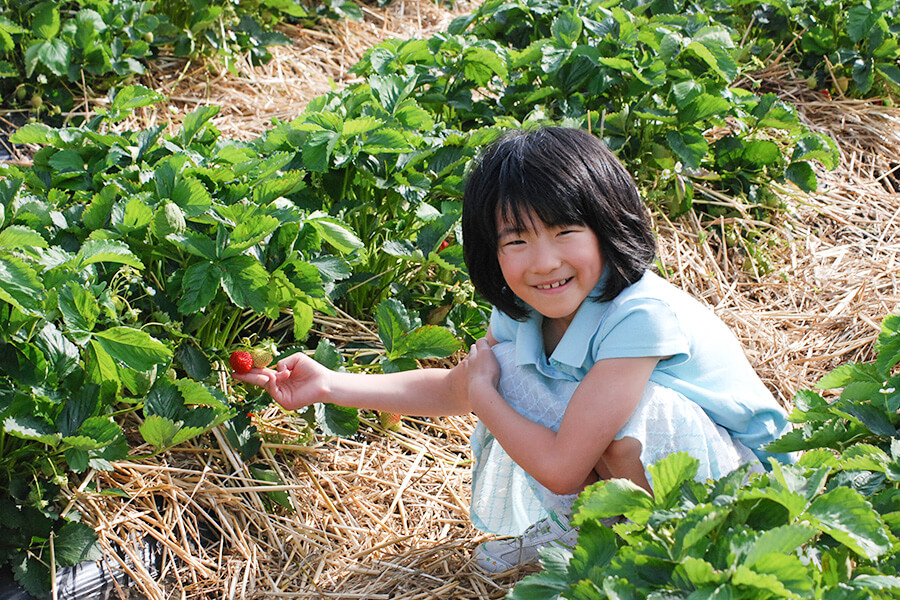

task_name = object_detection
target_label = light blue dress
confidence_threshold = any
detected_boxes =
[469,270,793,536]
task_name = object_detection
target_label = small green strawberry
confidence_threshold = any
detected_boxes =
[379,411,402,432]
[229,351,253,374]
[152,202,186,238]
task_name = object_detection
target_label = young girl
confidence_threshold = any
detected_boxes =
[233,127,794,573]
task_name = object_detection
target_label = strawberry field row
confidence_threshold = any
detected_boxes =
[0,0,898,595]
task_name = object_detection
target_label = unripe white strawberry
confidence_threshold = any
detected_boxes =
[152,202,186,237]
[250,348,274,368]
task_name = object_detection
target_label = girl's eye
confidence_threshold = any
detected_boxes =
[499,237,525,248]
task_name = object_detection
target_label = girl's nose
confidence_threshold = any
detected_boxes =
[529,242,562,273]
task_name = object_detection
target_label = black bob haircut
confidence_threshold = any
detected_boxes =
[462,126,657,321]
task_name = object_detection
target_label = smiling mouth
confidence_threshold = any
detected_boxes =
[535,277,572,290]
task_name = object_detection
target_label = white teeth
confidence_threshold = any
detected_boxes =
[536,278,570,290]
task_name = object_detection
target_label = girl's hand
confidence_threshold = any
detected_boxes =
[464,337,501,398]
[232,352,330,411]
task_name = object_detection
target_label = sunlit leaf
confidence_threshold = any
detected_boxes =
[93,327,171,371]
[0,253,44,315]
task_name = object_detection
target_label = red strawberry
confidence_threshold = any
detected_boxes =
[229,351,253,374]
[438,240,450,252]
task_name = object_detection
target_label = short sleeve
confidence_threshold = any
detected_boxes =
[489,307,519,344]
[591,298,691,362]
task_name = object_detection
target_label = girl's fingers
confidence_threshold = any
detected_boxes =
[276,352,306,371]
[232,368,275,388]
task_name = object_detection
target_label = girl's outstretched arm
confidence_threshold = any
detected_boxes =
[465,338,658,495]
[233,351,471,417]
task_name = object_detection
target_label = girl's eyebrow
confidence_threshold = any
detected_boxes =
[497,224,526,238]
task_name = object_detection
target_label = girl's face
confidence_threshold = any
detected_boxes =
[496,210,604,333]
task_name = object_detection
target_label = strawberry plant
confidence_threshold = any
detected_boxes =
[254,79,491,320]
[509,311,900,599]
[374,298,461,373]
[352,0,840,232]
[0,84,349,594]
[1,0,160,115]
[512,450,900,599]
[694,0,900,98]
[152,0,295,68]
[0,0,343,117]
[0,80,473,592]
[766,312,900,457]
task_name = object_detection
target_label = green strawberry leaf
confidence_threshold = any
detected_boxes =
[72,239,144,270]
[139,414,181,450]
[317,403,358,438]
[179,105,221,146]
[573,478,654,525]
[228,215,280,253]
[568,519,617,579]
[9,123,56,145]
[31,2,61,39]
[176,344,212,381]
[849,575,900,592]
[222,413,262,461]
[743,524,818,568]
[376,298,414,355]
[0,253,44,315]
[0,225,48,249]
[671,505,729,559]
[56,384,101,437]
[676,557,726,588]
[551,8,582,47]
[92,326,171,372]
[13,553,51,598]
[53,522,104,567]
[58,282,98,339]
[48,149,85,174]
[85,339,120,385]
[106,85,165,122]
[145,378,184,420]
[302,129,339,172]
[248,464,294,511]
[313,338,344,370]
[175,378,230,411]
[647,452,699,509]
[25,39,70,77]
[2,415,61,447]
[400,325,461,360]
[506,551,571,600]
[178,261,220,315]
[805,486,892,558]
[220,255,270,312]
[730,561,795,597]
[666,129,708,171]
[368,74,419,113]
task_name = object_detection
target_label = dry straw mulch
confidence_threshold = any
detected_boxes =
[51,2,900,598]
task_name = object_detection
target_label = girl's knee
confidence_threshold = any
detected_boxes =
[603,437,642,464]
[600,437,652,493]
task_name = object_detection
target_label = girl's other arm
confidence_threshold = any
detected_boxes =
[466,338,657,494]
[233,350,471,417]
